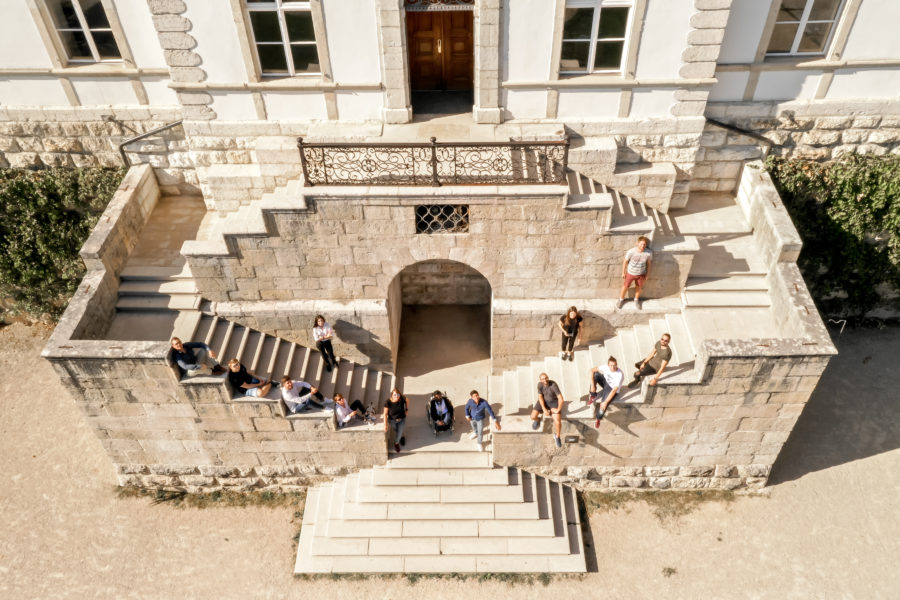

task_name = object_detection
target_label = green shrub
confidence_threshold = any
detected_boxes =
[0,167,125,319]
[766,154,900,317]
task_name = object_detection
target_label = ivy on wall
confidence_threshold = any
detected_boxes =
[0,168,125,319]
[766,154,900,317]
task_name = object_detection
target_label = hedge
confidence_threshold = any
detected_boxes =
[0,167,125,319]
[766,154,900,317]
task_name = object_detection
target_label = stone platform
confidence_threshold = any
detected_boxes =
[294,450,587,573]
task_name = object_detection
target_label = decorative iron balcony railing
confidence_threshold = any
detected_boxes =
[297,137,569,186]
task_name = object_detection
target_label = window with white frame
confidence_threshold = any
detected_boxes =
[246,0,320,76]
[559,0,632,75]
[765,0,844,56]
[46,0,122,63]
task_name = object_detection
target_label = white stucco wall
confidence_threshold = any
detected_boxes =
[142,77,179,105]
[335,91,383,120]
[717,0,771,64]
[503,0,554,81]
[112,0,167,69]
[502,89,547,119]
[263,91,328,121]
[827,68,900,99]
[708,70,749,101]
[322,0,380,84]
[183,0,248,83]
[629,88,677,118]
[556,89,620,119]
[0,78,68,106]
[0,3,54,69]
[634,0,693,79]
[840,0,900,61]
[210,92,258,120]
[71,78,138,105]
[754,70,821,102]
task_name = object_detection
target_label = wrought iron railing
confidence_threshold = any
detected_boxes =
[297,137,569,186]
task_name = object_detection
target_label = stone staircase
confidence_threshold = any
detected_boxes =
[295,451,586,573]
[171,310,399,417]
[490,313,696,419]
[117,265,201,313]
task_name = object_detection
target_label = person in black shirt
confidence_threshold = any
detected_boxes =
[383,388,408,453]
[226,358,273,398]
[558,306,583,361]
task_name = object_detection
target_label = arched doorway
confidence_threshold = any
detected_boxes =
[386,259,492,450]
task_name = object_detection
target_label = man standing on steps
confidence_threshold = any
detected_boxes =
[168,337,226,379]
[628,333,672,388]
[465,390,501,452]
[531,373,565,448]
[589,356,624,427]
[617,235,652,310]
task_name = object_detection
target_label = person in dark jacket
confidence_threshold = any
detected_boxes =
[428,390,454,432]
[167,337,225,379]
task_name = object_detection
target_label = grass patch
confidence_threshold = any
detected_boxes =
[292,572,583,585]
[116,487,305,510]
[583,490,736,522]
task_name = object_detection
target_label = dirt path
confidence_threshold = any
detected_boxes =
[0,322,897,599]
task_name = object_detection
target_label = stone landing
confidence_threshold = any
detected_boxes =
[294,451,587,573]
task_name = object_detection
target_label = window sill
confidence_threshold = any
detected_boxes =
[170,78,383,92]
[0,64,169,77]
[716,57,900,73]
[504,75,715,89]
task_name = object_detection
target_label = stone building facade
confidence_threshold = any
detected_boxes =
[16,0,894,490]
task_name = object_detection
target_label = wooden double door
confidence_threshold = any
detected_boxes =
[406,11,474,92]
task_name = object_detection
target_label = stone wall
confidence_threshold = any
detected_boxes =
[493,349,833,491]
[399,260,491,305]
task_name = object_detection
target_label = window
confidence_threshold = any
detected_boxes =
[415,205,469,234]
[46,0,121,62]
[765,0,844,56]
[246,0,320,76]
[559,0,632,75]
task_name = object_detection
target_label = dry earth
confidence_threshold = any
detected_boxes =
[0,321,897,599]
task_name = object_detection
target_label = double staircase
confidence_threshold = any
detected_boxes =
[295,451,586,573]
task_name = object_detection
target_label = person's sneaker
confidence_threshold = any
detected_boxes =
[399,436,406,446]
[595,418,601,428]
[324,363,333,373]
[588,392,599,405]
[569,354,575,361]
[394,443,401,453]
[469,431,478,440]
[616,298,625,309]
[477,442,484,452]
[554,435,562,448]
[211,365,226,376]
[559,351,565,359]
[531,419,540,431]
[635,298,642,310]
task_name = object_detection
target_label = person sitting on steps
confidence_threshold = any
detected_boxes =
[334,394,376,428]
[280,376,326,414]
[531,373,565,448]
[226,358,273,398]
[628,333,672,388]
[589,356,624,427]
[167,337,226,379]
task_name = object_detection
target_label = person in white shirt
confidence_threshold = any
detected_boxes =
[280,376,326,414]
[588,356,624,427]
[334,393,376,428]
[313,314,338,372]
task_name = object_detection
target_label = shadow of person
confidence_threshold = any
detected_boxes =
[333,319,390,366]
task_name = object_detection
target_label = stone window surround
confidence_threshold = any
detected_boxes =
[25,0,151,106]
[737,0,863,100]
[762,0,846,58]
[557,0,637,76]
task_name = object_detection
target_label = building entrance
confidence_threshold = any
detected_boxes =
[406,10,474,93]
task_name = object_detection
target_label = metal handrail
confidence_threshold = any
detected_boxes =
[118,119,183,167]
[297,136,569,187]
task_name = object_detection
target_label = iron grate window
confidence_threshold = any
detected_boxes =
[415,205,469,234]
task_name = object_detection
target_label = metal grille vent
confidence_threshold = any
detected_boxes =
[415,205,469,234]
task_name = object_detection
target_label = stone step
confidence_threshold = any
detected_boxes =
[116,295,200,312]
[386,451,491,470]
[354,483,523,504]
[371,466,510,486]
[119,265,192,281]
[118,279,198,295]
[171,310,203,342]
[683,290,771,307]
[685,275,768,291]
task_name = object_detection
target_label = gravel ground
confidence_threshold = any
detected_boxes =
[0,322,897,599]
